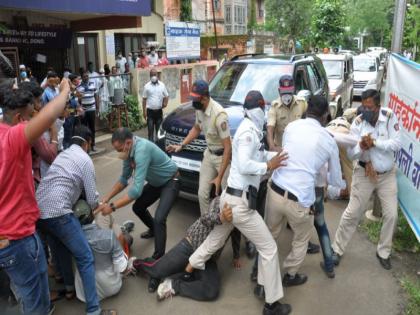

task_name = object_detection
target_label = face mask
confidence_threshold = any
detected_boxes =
[20,71,27,79]
[192,101,204,111]
[151,52,155,56]
[245,107,265,132]
[118,143,131,160]
[151,76,158,83]
[281,94,293,106]
[361,108,378,125]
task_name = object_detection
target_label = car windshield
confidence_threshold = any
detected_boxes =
[209,63,293,105]
[322,60,343,79]
[354,58,376,72]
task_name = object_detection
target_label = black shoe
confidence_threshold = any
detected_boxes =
[148,278,160,293]
[332,251,341,266]
[307,241,320,254]
[140,229,154,239]
[246,241,257,259]
[320,262,335,279]
[250,267,258,282]
[263,302,292,315]
[376,253,392,270]
[254,284,265,300]
[282,273,308,287]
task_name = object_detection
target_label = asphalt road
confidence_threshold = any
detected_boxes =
[45,144,403,315]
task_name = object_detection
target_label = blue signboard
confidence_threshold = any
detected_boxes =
[0,0,151,16]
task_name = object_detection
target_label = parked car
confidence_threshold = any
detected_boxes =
[157,53,330,195]
[318,52,354,118]
[353,54,384,97]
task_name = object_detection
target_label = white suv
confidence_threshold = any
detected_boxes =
[353,54,384,97]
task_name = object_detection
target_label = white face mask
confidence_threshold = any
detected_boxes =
[151,76,158,83]
[245,107,265,133]
[281,94,293,106]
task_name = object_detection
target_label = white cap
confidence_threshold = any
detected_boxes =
[19,64,26,70]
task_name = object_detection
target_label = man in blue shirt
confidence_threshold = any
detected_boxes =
[96,128,179,274]
[41,71,59,106]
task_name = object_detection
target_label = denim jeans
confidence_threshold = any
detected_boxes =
[38,214,100,315]
[132,178,180,259]
[0,234,50,315]
[313,187,334,272]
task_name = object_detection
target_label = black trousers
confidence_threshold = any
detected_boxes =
[132,178,180,259]
[140,238,220,301]
[147,108,163,142]
[82,110,96,147]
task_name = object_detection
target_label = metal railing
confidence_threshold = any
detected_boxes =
[89,73,133,97]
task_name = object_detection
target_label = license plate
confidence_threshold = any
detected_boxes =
[171,156,201,172]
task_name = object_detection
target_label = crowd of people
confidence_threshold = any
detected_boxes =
[0,44,402,315]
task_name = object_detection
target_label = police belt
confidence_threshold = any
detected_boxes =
[208,148,224,156]
[358,161,388,175]
[226,187,249,199]
[270,181,299,202]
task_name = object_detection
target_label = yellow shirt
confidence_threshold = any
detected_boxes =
[267,96,307,146]
[195,98,230,152]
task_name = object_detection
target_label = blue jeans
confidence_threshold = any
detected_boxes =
[314,188,334,272]
[38,214,100,315]
[0,234,50,315]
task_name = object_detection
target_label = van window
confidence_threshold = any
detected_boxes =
[306,64,320,92]
[294,65,310,92]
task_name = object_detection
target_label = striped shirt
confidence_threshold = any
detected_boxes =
[77,81,97,111]
[36,144,99,219]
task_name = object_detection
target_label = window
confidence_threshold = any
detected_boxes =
[225,5,231,23]
[225,25,232,34]
[294,65,310,92]
[306,64,320,92]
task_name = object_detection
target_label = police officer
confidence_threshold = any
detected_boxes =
[187,91,291,315]
[267,74,307,151]
[332,89,401,270]
[167,80,231,214]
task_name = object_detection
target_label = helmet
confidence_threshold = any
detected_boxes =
[73,199,93,225]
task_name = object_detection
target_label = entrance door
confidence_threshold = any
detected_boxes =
[74,33,99,74]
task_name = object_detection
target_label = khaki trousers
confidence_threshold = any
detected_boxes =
[332,166,398,259]
[264,183,314,276]
[339,147,354,193]
[198,149,229,214]
[189,190,283,303]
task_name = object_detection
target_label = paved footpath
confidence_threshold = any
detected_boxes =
[44,149,403,315]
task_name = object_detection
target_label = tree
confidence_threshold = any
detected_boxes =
[404,3,420,61]
[265,0,313,44]
[311,0,346,48]
[180,0,192,22]
[248,0,257,33]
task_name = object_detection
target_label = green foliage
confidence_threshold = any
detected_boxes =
[124,94,144,131]
[248,0,257,33]
[265,0,313,41]
[180,0,192,22]
[404,4,420,62]
[311,0,346,48]
[360,210,420,254]
[401,277,420,315]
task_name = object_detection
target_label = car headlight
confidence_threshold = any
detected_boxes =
[157,126,166,140]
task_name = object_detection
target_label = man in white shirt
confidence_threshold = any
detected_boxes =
[142,68,169,142]
[332,89,401,270]
[148,47,159,66]
[265,95,342,287]
[187,91,290,315]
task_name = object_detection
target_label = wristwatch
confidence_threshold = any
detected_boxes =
[180,143,186,150]
[109,202,117,212]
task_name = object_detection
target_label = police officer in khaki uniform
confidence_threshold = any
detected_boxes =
[332,89,401,270]
[167,80,231,214]
[267,75,307,151]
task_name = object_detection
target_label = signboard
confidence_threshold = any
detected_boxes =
[165,22,200,61]
[0,28,72,48]
[0,0,151,16]
[384,53,420,242]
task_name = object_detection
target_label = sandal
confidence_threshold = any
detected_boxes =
[101,310,117,315]
[50,289,66,302]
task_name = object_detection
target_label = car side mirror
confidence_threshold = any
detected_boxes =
[297,90,312,102]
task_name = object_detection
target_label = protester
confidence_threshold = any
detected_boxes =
[127,52,134,69]
[148,47,159,66]
[104,64,111,76]
[0,74,70,315]
[96,128,180,276]
[41,71,60,106]
[264,95,342,287]
[98,68,110,116]
[186,90,290,315]
[137,50,150,69]
[116,51,127,71]
[77,70,99,151]
[142,68,169,142]
[157,51,169,66]
[63,74,84,149]
[332,89,401,270]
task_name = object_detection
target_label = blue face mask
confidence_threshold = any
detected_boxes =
[20,71,27,79]
[361,108,378,125]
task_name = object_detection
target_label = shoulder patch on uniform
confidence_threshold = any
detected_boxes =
[355,115,362,125]
[381,108,393,118]
[394,123,399,131]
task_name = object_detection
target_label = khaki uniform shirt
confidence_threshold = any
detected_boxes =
[195,98,230,152]
[267,96,307,146]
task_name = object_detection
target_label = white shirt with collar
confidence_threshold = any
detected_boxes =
[142,80,169,110]
[272,118,342,208]
[228,117,277,192]
[347,107,401,173]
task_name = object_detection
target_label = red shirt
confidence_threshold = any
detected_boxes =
[0,123,40,240]
[137,57,149,69]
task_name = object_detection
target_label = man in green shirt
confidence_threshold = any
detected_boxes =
[96,128,179,264]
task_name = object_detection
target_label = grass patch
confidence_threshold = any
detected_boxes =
[401,277,420,315]
[360,210,420,253]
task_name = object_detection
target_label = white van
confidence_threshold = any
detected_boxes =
[353,54,384,97]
